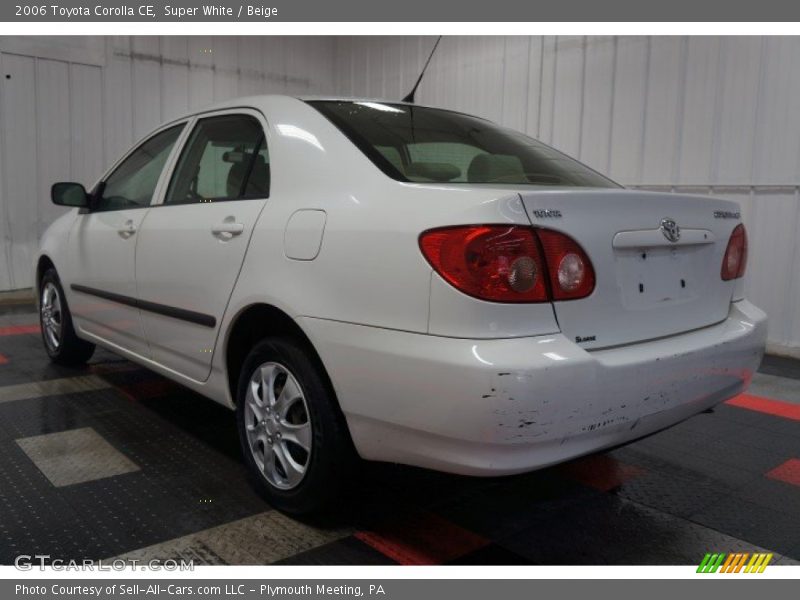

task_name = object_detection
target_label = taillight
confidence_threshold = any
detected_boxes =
[721,223,748,281]
[419,225,594,303]
[536,228,596,300]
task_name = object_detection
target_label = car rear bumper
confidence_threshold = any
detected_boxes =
[299,299,767,476]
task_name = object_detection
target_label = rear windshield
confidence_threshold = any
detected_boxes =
[309,100,619,188]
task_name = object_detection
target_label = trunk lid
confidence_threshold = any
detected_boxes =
[520,189,741,349]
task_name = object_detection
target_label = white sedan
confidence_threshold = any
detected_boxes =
[36,96,767,513]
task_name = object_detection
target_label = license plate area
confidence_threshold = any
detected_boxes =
[615,246,706,310]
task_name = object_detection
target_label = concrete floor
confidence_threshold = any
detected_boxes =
[0,299,798,566]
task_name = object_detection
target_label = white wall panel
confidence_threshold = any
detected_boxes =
[677,37,721,184]
[131,37,162,139]
[550,36,584,158]
[1,53,38,289]
[714,37,762,184]
[501,37,530,132]
[35,59,71,240]
[537,36,557,145]
[212,37,239,102]
[69,64,104,189]
[236,37,264,97]
[186,37,214,113]
[608,37,648,184]
[752,37,800,185]
[160,37,190,121]
[641,37,682,184]
[578,36,614,172]
[103,37,134,167]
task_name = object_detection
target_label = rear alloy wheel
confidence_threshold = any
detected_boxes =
[244,362,312,490]
[236,337,355,514]
[39,269,95,366]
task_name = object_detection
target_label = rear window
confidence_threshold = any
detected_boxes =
[309,100,619,188]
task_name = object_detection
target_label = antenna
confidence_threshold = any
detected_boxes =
[402,36,442,104]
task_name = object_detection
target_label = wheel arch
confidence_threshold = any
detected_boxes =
[35,254,57,297]
[224,303,335,406]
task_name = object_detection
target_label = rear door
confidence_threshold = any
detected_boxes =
[520,189,741,349]
[134,110,270,381]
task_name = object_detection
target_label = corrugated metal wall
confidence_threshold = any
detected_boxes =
[0,35,337,292]
[335,36,800,355]
[1,35,799,354]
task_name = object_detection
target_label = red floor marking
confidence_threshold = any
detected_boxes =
[559,454,647,491]
[0,353,8,365]
[354,511,489,565]
[765,458,800,487]
[0,324,40,336]
[726,393,800,421]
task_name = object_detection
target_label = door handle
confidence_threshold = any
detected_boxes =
[118,220,137,238]
[211,221,244,240]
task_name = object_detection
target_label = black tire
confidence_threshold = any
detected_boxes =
[39,268,95,366]
[236,336,356,515]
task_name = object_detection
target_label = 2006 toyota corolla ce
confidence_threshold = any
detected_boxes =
[35,96,767,513]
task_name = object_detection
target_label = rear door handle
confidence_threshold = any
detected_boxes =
[211,221,244,239]
[118,220,137,238]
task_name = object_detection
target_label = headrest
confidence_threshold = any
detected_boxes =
[405,162,461,182]
[467,153,525,183]
[226,152,270,198]
[222,150,248,164]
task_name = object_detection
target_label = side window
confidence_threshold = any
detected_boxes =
[96,124,184,212]
[164,115,269,205]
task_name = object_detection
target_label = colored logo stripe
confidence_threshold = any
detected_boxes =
[697,552,772,573]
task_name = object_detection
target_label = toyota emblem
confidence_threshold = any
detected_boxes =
[660,218,681,243]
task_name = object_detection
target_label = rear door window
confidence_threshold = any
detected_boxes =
[164,115,269,205]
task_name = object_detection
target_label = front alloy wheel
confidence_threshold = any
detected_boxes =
[38,268,95,366]
[40,281,63,352]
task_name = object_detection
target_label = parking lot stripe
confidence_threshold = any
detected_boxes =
[0,324,39,336]
[726,393,800,421]
[0,375,111,404]
[16,427,140,486]
[354,511,489,565]
[765,458,800,487]
[114,511,351,565]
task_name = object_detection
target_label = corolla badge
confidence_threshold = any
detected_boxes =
[660,218,681,243]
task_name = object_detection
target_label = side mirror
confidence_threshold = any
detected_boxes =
[51,182,89,208]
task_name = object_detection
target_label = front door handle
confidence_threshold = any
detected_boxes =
[211,220,244,240]
[118,220,137,239]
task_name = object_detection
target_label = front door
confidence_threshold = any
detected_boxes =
[135,112,270,381]
[67,124,185,356]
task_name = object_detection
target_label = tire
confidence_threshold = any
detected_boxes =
[39,268,95,366]
[236,336,356,514]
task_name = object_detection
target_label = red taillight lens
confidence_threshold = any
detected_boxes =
[721,223,748,281]
[419,225,547,302]
[419,225,594,303]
